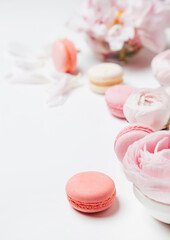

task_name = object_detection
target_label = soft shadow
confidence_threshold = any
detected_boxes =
[73,67,82,75]
[76,197,120,219]
[153,218,170,229]
[123,48,156,70]
[92,48,156,70]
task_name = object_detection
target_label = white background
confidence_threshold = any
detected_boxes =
[0,0,170,239]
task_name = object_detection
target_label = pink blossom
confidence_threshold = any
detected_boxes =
[123,131,170,204]
[123,88,170,130]
[152,50,170,86]
[68,0,170,53]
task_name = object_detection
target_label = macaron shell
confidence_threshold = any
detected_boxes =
[88,63,123,83]
[88,63,123,94]
[63,39,77,73]
[52,39,77,73]
[52,40,68,72]
[89,82,108,94]
[105,85,135,119]
[66,172,115,202]
[114,125,154,161]
[106,102,125,119]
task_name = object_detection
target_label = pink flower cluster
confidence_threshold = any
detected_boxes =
[68,0,170,53]
[116,86,170,205]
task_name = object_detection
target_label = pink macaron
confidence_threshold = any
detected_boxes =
[114,124,154,161]
[66,171,116,213]
[52,38,77,74]
[105,84,135,119]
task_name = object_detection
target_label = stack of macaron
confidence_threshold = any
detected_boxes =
[85,54,170,132]
[51,39,170,132]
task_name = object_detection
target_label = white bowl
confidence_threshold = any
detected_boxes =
[133,185,170,224]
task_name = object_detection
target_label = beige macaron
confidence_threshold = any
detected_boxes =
[87,63,123,94]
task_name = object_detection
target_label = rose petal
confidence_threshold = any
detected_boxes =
[123,131,170,204]
[151,50,170,86]
[123,88,170,130]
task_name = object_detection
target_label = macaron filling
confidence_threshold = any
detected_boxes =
[67,190,116,211]
[90,79,122,87]
[106,101,124,118]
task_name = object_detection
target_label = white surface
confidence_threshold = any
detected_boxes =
[0,0,170,239]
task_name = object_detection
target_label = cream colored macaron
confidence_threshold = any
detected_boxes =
[87,63,123,94]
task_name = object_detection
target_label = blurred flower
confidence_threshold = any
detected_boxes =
[6,69,51,84]
[68,0,170,57]
[151,49,170,86]
[123,88,170,130]
[47,73,81,107]
[6,42,52,84]
[123,131,170,204]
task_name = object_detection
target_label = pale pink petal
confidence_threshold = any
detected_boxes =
[123,88,170,130]
[138,29,166,53]
[151,50,170,86]
[47,73,81,107]
[6,69,51,84]
[123,131,170,204]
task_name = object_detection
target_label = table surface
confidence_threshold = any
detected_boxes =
[0,0,170,239]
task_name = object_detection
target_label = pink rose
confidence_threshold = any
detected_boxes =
[151,50,170,86]
[123,131,170,204]
[123,88,170,130]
